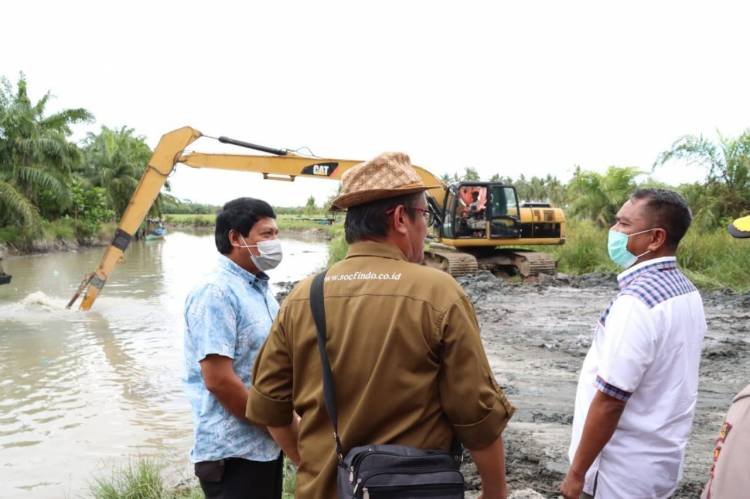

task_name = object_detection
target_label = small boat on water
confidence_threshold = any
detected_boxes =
[144,219,167,240]
[145,225,167,240]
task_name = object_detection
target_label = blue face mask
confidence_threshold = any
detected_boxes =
[607,228,654,268]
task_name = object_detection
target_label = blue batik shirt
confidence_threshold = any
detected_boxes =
[184,255,281,463]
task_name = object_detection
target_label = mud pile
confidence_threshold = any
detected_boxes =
[457,271,750,497]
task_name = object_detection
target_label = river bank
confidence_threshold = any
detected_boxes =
[0,223,333,258]
[3,217,747,292]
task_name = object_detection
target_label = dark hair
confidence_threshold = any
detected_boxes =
[344,192,423,244]
[630,188,692,249]
[215,197,276,254]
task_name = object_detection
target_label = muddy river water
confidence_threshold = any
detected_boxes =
[0,231,329,498]
[1,234,748,498]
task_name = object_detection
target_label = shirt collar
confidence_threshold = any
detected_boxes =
[218,255,270,289]
[345,241,408,262]
[617,256,677,289]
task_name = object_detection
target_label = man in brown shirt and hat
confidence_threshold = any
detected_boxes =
[246,152,515,498]
[701,214,750,499]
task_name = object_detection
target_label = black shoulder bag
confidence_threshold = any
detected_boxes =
[310,271,465,499]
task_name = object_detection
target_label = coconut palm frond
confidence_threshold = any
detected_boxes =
[82,126,153,216]
[31,91,51,117]
[653,135,724,174]
[0,179,40,227]
[17,165,68,197]
[42,108,94,131]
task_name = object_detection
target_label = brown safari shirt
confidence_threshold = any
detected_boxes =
[246,241,515,498]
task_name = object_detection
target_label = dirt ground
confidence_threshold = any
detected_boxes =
[274,271,749,498]
[455,271,750,498]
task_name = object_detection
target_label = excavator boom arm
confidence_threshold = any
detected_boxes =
[71,127,201,310]
[70,126,445,310]
[178,152,446,205]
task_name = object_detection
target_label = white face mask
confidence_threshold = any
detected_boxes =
[238,236,283,271]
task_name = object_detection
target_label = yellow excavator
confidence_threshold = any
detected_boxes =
[67,126,566,310]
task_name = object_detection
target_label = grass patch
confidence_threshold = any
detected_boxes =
[282,458,297,499]
[426,217,748,292]
[0,226,23,248]
[277,215,337,233]
[327,225,348,266]
[549,219,619,274]
[42,218,77,241]
[89,459,200,499]
[90,457,298,499]
[163,214,215,228]
[0,218,114,251]
[548,219,750,292]
[677,227,750,291]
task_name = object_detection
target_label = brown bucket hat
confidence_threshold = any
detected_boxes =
[728,215,750,238]
[332,152,440,209]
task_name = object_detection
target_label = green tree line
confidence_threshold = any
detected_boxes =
[442,141,750,290]
[0,75,170,249]
[445,131,750,231]
[1,73,747,289]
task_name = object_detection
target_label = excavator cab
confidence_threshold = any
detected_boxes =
[426,181,562,277]
[441,183,521,240]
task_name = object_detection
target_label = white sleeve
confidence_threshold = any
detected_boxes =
[595,295,656,400]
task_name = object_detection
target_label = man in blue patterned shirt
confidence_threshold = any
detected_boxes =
[184,197,288,499]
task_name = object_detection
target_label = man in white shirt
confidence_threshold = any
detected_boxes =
[561,188,707,499]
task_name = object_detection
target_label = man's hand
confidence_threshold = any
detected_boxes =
[560,469,585,499]
[560,390,626,499]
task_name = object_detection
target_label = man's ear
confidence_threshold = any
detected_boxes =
[391,205,409,236]
[648,228,668,252]
[228,229,240,248]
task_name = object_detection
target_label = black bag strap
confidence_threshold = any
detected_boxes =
[310,270,345,463]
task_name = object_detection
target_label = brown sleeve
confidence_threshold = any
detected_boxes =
[245,308,294,426]
[438,295,515,449]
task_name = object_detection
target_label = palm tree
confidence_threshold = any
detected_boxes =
[80,126,156,217]
[0,75,93,227]
[567,166,641,226]
[654,131,750,223]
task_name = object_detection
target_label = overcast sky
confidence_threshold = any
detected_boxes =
[3,0,749,207]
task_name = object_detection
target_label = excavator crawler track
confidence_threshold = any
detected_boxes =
[425,247,556,279]
[509,251,557,277]
[424,249,479,277]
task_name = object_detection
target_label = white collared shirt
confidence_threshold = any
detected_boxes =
[569,256,706,498]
